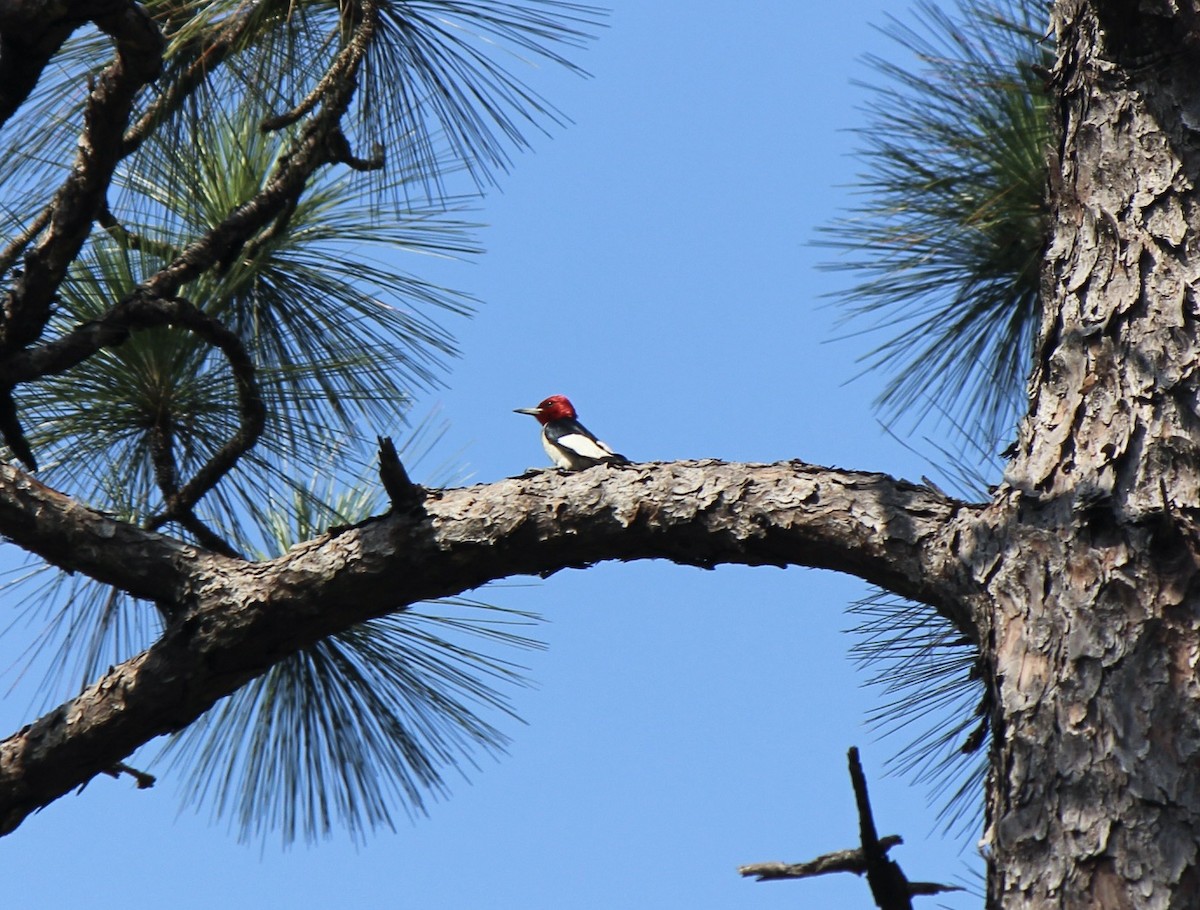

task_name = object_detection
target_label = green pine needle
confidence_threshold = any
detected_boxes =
[819,0,1052,451]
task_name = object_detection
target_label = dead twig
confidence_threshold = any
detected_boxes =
[738,747,963,908]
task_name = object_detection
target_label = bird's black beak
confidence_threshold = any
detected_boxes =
[513,407,542,416]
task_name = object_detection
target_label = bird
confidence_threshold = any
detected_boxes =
[514,394,630,471]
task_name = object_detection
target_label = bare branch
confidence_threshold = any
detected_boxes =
[849,746,915,910]
[0,459,980,834]
[739,835,905,881]
[0,289,264,512]
[96,199,181,260]
[101,761,155,790]
[144,400,243,557]
[740,748,964,904]
[377,434,426,512]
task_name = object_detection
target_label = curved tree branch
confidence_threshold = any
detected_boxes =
[0,290,265,519]
[0,291,220,380]
[144,397,242,558]
[0,458,983,836]
[138,297,266,531]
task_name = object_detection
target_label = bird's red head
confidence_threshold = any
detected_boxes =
[528,394,576,425]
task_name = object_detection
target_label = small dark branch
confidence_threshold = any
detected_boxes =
[339,142,385,172]
[95,199,131,244]
[173,511,241,559]
[103,760,155,789]
[324,129,385,171]
[97,200,181,260]
[378,435,426,512]
[144,408,242,559]
[850,746,885,856]
[144,397,242,560]
[136,297,264,529]
[909,881,964,896]
[148,410,179,498]
[849,746,914,910]
[739,835,905,881]
[0,209,51,279]
[0,2,164,352]
[234,197,300,270]
[0,387,36,470]
[237,131,382,264]
[260,5,368,133]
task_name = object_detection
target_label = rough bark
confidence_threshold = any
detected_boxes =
[0,459,978,835]
[969,2,1200,906]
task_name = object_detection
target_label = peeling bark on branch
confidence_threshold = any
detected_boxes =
[0,459,976,836]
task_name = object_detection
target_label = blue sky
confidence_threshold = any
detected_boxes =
[1,2,995,907]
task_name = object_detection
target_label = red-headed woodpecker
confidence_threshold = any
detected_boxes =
[514,394,630,471]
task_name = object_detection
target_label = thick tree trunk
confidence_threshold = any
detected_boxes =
[977,2,1200,905]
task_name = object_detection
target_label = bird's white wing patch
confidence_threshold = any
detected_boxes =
[556,433,616,460]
